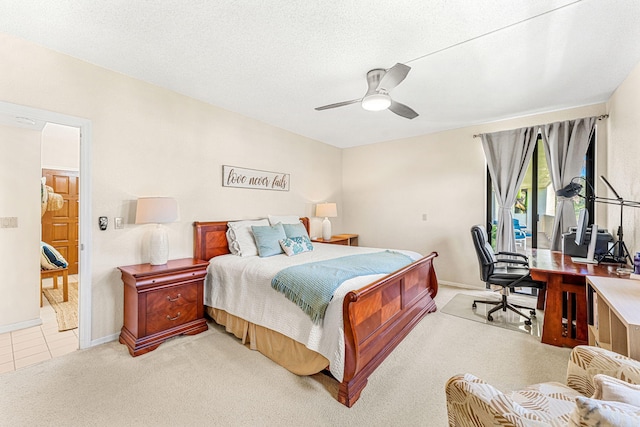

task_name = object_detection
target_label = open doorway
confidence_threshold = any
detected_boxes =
[40,124,80,357]
[0,100,92,354]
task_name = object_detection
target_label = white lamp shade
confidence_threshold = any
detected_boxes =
[135,197,178,224]
[315,203,337,218]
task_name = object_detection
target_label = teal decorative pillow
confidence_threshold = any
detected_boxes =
[282,222,309,239]
[280,236,314,256]
[251,223,287,257]
[40,241,68,270]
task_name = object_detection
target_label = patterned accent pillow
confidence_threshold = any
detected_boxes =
[279,236,314,256]
[40,241,68,270]
[570,396,640,427]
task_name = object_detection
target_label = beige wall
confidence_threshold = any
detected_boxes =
[0,125,41,331]
[342,104,608,288]
[41,123,80,171]
[607,61,640,258]
[0,33,342,340]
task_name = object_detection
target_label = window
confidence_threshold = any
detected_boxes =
[486,132,595,250]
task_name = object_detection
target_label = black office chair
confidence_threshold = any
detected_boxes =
[470,224,545,326]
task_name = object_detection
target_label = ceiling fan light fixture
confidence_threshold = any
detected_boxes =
[361,93,391,111]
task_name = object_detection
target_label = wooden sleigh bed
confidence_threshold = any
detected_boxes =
[193,217,439,407]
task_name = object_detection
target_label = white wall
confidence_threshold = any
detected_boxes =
[342,104,608,289]
[0,33,342,341]
[41,123,80,171]
[607,61,640,258]
[0,125,41,331]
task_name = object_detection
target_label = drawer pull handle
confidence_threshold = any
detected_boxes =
[166,293,182,302]
[166,312,181,321]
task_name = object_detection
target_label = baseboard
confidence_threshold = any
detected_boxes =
[438,280,482,290]
[90,332,120,347]
[0,317,43,335]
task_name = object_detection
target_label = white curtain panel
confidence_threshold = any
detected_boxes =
[481,127,538,253]
[541,117,596,250]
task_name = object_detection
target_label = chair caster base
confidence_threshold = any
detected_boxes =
[525,320,532,326]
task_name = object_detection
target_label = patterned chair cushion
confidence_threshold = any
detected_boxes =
[446,373,579,427]
[566,345,640,397]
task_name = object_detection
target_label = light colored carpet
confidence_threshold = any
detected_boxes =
[43,279,78,331]
[1,285,572,426]
[441,291,543,338]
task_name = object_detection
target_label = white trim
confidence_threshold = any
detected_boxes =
[0,317,43,335]
[90,332,119,347]
[0,101,93,350]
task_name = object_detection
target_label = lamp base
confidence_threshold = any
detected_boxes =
[149,224,169,265]
[322,217,332,241]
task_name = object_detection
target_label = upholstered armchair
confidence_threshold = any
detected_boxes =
[446,345,640,426]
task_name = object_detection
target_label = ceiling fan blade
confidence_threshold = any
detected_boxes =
[388,100,419,119]
[314,99,361,111]
[377,63,411,92]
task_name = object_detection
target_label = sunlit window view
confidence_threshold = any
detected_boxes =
[488,134,594,251]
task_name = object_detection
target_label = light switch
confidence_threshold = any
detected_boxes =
[114,217,124,229]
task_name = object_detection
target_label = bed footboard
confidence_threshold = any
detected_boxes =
[339,251,438,407]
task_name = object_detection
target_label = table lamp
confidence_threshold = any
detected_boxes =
[135,197,178,265]
[315,202,337,241]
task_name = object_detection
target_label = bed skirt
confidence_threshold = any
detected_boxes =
[206,307,330,376]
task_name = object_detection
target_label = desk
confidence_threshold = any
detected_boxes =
[529,249,621,348]
[587,276,640,360]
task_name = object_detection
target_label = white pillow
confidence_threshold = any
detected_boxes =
[570,396,640,427]
[592,374,640,407]
[268,215,300,225]
[226,219,269,257]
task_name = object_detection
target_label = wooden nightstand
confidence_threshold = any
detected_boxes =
[312,234,359,246]
[118,258,209,356]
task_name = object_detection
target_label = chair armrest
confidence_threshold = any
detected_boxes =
[495,258,529,267]
[496,251,529,261]
[445,373,547,427]
[566,346,640,396]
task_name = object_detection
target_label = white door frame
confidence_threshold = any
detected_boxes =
[0,100,92,349]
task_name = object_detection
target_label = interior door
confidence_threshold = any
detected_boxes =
[41,169,79,274]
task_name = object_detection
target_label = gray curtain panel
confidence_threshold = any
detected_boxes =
[541,117,596,250]
[481,127,537,253]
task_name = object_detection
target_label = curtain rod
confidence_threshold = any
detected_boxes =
[472,114,609,138]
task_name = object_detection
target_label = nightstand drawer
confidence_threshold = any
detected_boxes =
[146,303,198,335]
[146,283,198,314]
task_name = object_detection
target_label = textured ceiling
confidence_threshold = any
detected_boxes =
[2,0,640,148]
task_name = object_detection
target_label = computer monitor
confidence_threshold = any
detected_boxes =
[575,208,589,246]
[572,208,598,264]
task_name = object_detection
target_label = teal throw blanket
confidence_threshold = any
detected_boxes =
[271,251,413,324]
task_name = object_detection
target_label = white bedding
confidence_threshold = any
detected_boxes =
[204,243,421,382]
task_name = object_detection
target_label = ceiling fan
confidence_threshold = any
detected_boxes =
[314,63,418,119]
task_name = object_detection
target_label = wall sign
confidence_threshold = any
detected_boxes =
[222,165,290,191]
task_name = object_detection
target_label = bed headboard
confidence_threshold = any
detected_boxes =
[193,217,310,261]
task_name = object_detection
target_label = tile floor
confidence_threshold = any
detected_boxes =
[0,278,78,374]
